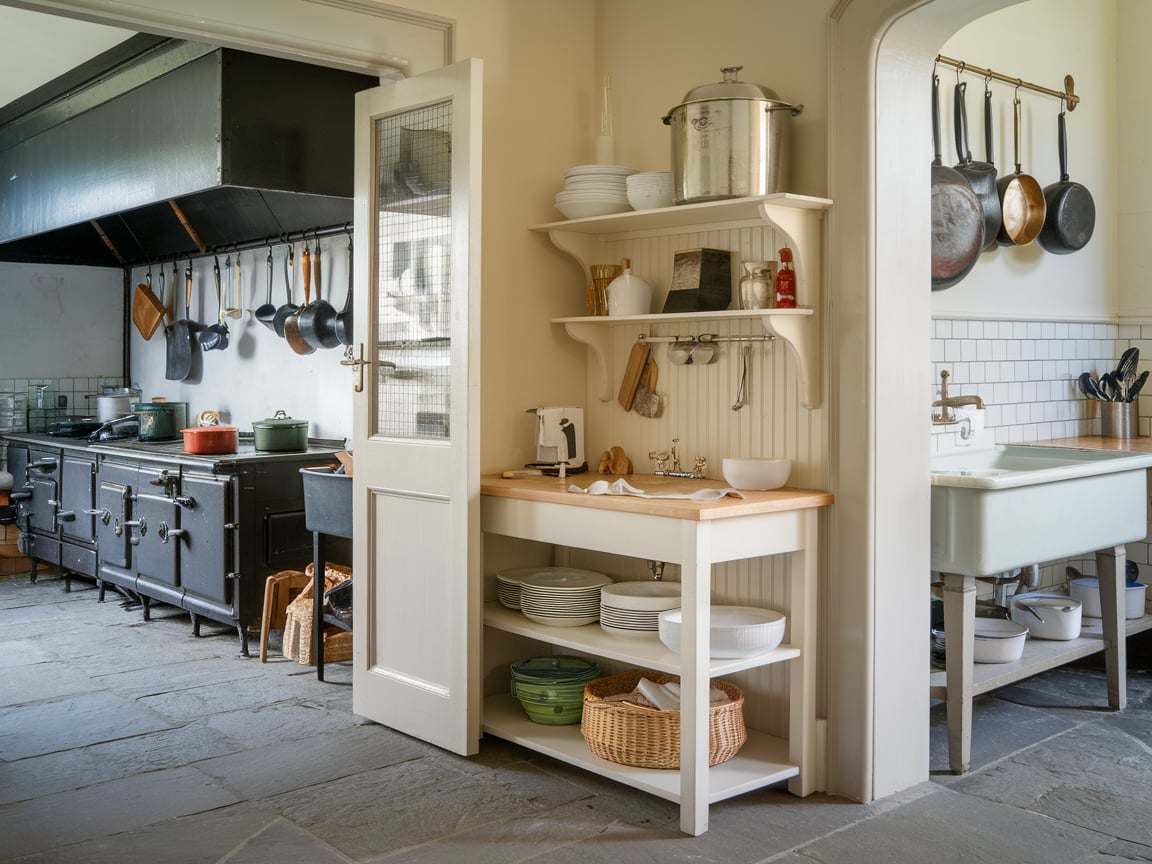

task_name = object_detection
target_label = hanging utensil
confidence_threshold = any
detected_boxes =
[272,244,299,337]
[731,345,750,411]
[633,358,663,418]
[200,255,230,351]
[298,235,341,349]
[931,74,984,290]
[254,245,278,330]
[284,242,316,355]
[334,234,354,346]
[952,80,1000,251]
[132,263,167,340]
[222,252,242,318]
[1037,101,1096,255]
[164,259,197,381]
[995,94,1047,246]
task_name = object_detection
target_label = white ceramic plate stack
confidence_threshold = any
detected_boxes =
[495,567,537,610]
[625,171,674,210]
[518,568,613,626]
[599,581,681,637]
[555,165,637,219]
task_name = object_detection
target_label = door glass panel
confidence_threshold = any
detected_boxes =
[373,99,453,441]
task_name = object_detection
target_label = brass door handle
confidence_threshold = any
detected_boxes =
[341,345,369,392]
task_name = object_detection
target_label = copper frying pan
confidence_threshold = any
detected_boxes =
[995,96,1046,246]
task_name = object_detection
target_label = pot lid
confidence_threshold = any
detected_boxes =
[253,410,308,429]
[675,65,785,105]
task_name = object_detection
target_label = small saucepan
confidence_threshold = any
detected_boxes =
[181,425,238,454]
[1037,105,1095,254]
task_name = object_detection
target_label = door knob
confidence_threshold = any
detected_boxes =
[340,344,368,392]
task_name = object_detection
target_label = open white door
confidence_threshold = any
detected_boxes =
[350,59,482,755]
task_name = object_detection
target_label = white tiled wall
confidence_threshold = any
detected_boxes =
[929,316,1152,591]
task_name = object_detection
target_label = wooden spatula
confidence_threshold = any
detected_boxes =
[617,341,651,410]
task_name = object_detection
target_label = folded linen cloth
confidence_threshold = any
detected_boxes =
[568,478,744,500]
[602,678,731,711]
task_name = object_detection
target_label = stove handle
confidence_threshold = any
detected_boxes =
[115,517,146,538]
[55,509,76,525]
[175,496,196,509]
[8,488,31,503]
[82,507,112,525]
[157,523,186,544]
[29,458,58,472]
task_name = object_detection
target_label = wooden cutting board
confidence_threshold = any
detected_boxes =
[617,341,651,410]
[132,281,167,340]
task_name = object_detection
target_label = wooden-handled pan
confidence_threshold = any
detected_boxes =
[1037,104,1095,254]
[952,81,1000,252]
[164,259,198,380]
[995,96,1047,246]
[931,74,984,290]
[284,243,316,355]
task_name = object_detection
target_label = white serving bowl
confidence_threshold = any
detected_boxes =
[625,172,674,210]
[600,581,681,612]
[1010,592,1082,640]
[1069,577,1147,619]
[554,196,631,220]
[658,605,786,658]
[721,457,792,491]
[972,618,1028,663]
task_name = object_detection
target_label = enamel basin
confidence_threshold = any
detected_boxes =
[931,445,1152,576]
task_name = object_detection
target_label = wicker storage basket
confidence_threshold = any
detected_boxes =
[581,669,746,769]
[282,562,353,665]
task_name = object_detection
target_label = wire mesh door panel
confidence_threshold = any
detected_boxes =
[373,99,453,440]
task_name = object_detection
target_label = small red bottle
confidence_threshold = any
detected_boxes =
[775,248,796,308]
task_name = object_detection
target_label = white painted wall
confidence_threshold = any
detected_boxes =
[932,0,1118,320]
[0,261,122,377]
[1117,0,1152,318]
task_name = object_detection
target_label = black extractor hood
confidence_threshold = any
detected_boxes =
[0,36,379,267]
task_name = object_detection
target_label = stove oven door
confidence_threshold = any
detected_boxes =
[134,466,180,595]
[178,472,232,608]
[60,454,97,544]
[96,462,136,570]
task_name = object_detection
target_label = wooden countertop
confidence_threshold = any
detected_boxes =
[1025,436,1152,454]
[480,473,832,521]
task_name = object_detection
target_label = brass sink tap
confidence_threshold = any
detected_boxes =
[649,438,707,479]
[932,370,984,425]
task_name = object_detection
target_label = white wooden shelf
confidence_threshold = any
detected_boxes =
[483,693,798,805]
[554,308,817,407]
[929,613,1152,699]
[532,194,830,410]
[484,601,801,677]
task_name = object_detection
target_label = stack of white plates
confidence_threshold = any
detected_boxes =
[555,165,637,219]
[518,568,613,626]
[495,568,534,610]
[599,581,681,637]
[625,171,675,210]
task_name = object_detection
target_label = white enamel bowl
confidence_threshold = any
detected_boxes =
[1069,577,1147,619]
[658,605,786,658]
[722,457,792,491]
[972,618,1028,663]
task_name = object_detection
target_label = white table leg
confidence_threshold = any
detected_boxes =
[941,571,975,774]
[1096,545,1127,710]
[679,522,711,836]
[788,508,817,796]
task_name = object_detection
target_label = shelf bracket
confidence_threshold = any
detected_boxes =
[759,312,819,409]
[562,321,613,401]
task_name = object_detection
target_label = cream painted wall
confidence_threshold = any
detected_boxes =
[1117,0,1152,318]
[932,0,1118,320]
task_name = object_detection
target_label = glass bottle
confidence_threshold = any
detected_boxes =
[739,261,772,309]
[774,247,796,308]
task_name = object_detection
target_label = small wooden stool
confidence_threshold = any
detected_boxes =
[259,570,310,662]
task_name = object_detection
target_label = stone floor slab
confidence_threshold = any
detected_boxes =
[218,817,355,864]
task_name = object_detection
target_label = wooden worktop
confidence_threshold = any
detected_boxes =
[480,473,832,521]
[1026,436,1152,453]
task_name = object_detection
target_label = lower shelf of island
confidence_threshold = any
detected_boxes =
[929,613,1152,699]
[482,693,798,804]
[484,602,801,676]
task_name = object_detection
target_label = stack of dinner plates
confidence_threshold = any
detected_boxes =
[598,581,682,637]
[495,567,534,610]
[518,568,613,626]
[554,165,637,219]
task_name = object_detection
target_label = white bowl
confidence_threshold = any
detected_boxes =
[626,186,675,211]
[600,581,681,612]
[555,198,631,220]
[1010,592,1082,640]
[658,605,786,658]
[721,457,792,491]
[1069,577,1147,619]
[972,618,1028,663]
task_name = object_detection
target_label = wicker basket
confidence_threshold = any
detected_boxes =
[581,669,746,769]
[281,562,353,665]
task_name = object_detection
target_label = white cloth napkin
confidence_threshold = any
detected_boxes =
[568,478,744,500]
[603,678,731,711]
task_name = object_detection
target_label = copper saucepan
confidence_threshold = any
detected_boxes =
[995,96,1046,246]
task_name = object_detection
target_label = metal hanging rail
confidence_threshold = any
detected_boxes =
[935,54,1081,111]
[638,332,775,345]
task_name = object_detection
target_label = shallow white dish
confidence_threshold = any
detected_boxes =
[657,605,786,658]
[972,618,1028,663]
[1069,577,1147,619]
[555,198,631,220]
[518,569,612,591]
[600,581,681,611]
[722,457,792,491]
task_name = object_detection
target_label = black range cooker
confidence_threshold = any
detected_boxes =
[2,431,345,655]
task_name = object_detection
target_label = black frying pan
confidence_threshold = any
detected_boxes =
[952,82,1000,252]
[931,74,984,291]
[1037,107,1095,254]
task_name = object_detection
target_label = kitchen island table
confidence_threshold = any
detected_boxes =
[479,473,831,836]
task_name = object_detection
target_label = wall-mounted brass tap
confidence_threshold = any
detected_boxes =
[932,370,984,425]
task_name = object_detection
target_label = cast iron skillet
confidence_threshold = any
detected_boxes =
[931,74,984,290]
[1037,105,1095,254]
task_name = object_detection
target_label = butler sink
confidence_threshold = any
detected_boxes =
[931,445,1152,576]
